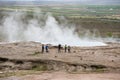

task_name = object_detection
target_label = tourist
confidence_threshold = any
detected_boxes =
[41,44,44,53]
[58,44,61,53]
[68,46,71,53]
[65,44,67,53]
[45,44,49,53]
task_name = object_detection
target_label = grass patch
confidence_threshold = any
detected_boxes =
[32,65,48,71]
[90,65,106,72]
[93,69,106,72]
[28,51,42,56]
[107,32,113,37]
[0,70,44,78]
[34,51,41,55]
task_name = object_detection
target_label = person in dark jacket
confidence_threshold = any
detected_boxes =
[41,44,44,53]
[58,44,61,53]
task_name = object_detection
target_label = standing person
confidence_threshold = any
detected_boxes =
[41,44,44,53]
[58,44,61,53]
[65,44,67,53]
[45,44,49,53]
[68,46,71,53]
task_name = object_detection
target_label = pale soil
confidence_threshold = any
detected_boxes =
[0,41,120,68]
[0,41,120,80]
[1,71,120,80]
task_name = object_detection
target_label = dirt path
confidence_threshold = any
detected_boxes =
[1,72,120,80]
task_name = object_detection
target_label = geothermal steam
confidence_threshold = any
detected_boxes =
[0,9,106,46]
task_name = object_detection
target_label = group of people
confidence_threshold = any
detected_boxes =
[58,44,71,53]
[41,44,71,53]
[41,44,49,53]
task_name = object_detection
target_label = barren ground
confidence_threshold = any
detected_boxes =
[0,41,120,80]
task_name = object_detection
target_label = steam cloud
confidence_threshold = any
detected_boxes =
[0,9,106,46]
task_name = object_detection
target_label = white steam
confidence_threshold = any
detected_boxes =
[0,9,106,46]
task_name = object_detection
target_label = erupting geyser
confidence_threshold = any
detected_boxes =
[0,9,106,46]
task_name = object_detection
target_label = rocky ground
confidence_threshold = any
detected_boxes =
[0,41,120,80]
